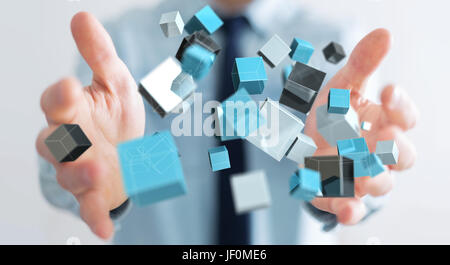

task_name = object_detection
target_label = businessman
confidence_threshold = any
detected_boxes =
[36,0,418,244]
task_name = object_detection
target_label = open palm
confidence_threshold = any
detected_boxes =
[36,12,145,239]
[305,29,418,224]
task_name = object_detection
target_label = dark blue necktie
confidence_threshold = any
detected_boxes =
[216,16,250,245]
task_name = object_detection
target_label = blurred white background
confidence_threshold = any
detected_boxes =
[0,0,448,244]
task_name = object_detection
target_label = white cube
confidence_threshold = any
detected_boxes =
[375,140,399,165]
[246,98,304,161]
[258,34,291,68]
[139,57,183,117]
[231,170,271,214]
[286,133,317,165]
[316,104,360,147]
[159,11,184,38]
[361,121,372,131]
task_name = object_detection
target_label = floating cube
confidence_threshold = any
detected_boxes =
[364,153,385,178]
[316,104,360,147]
[184,5,223,35]
[257,34,291,68]
[246,98,304,161]
[328,88,350,114]
[289,168,321,202]
[361,121,372,131]
[159,11,184,38]
[175,30,221,62]
[208,146,231,172]
[337,137,370,178]
[323,42,346,64]
[282,64,293,85]
[218,89,264,141]
[117,131,187,206]
[280,62,326,114]
[181,44,216,80]
[286,133,317,165]
[305,156,354,197]
[139,57,184,117]
[45,124,91,162]
[171,72,197,100]
[375,140,399,165]
[230,170,271,214]
[232,57,267,94]
[289,38,314,64]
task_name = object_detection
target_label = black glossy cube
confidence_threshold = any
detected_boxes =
[175,30,221,62]
[45,124,92,162]
[323,42,346,64]
[279,62,326,114]
[305,156,354,197]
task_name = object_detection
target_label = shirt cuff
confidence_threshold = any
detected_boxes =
[109,198,132,224]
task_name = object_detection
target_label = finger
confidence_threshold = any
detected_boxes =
[56,160,104,195]
[71,12,134,93]
[366,125,417,171]
[329,28,392,93]
[355,171,394,197]
[381,84,420,131]
[311,197,367,225]
[40,77,82,125]
[78,191,114,240]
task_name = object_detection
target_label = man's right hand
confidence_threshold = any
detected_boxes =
[36,12,145,239]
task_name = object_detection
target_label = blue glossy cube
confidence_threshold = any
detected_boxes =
[220,89,265,141]
[282,64,293,85]
[208,146,231,172]
[364,153,385,178]
[185,5,224,35]
[328,88,350,114]
[181,44,216,80]
[289,38,314,64]
[289,168,321,202]
[117,131,187,206]
[337,137,372,178]
[232,57,268,94]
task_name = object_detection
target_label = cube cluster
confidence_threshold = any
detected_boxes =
[66,6,402,212]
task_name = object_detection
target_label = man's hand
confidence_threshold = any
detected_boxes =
[304,28,419,225]
[35,12,145,239]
